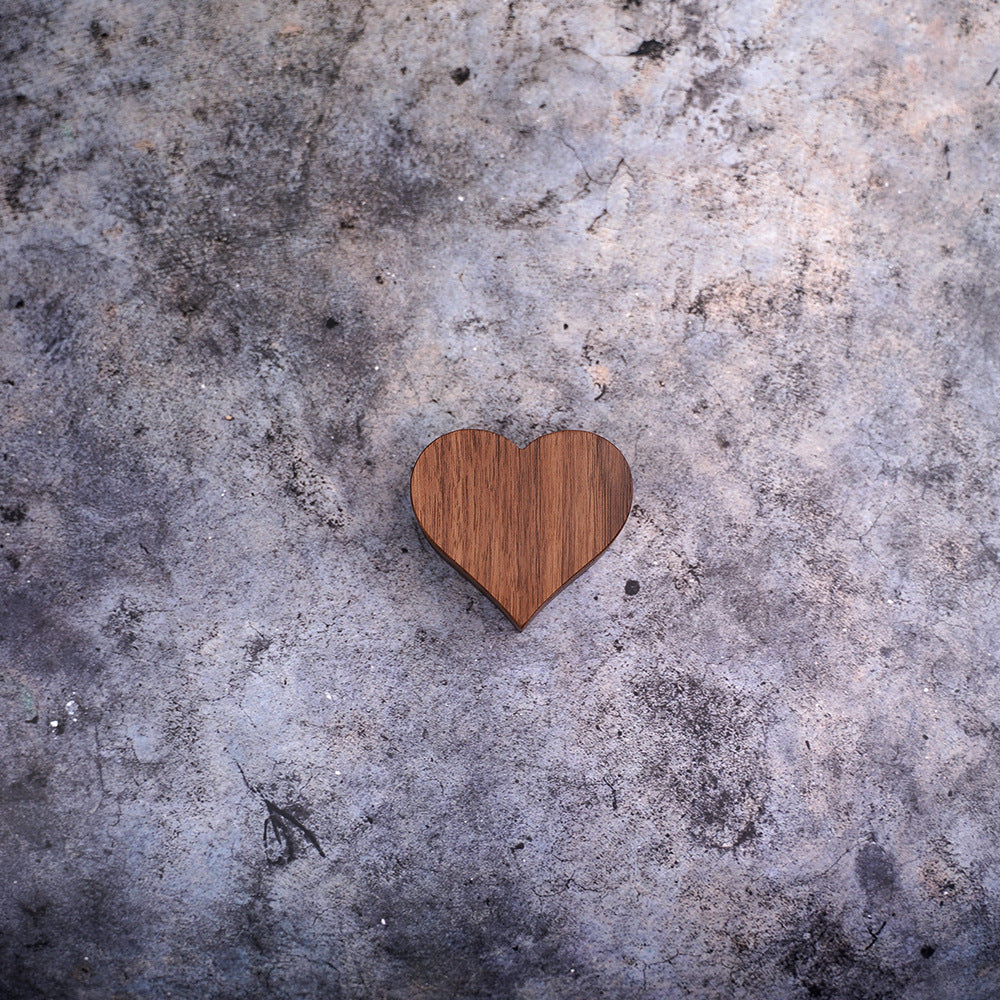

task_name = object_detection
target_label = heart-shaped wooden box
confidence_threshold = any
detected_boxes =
[411,429,633,629]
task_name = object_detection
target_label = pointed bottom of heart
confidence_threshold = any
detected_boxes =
[423,538,616,630]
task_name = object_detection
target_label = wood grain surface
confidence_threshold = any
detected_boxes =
[410,429,633,629]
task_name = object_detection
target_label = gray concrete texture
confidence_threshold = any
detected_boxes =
[2,0,999,996]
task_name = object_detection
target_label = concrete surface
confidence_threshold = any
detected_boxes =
[2,1,1000,997]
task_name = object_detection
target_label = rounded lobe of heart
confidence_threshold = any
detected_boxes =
[410,429,633,629]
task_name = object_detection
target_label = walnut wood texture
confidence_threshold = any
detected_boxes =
[410,429,633,630]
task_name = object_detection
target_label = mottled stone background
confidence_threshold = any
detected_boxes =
[2,1,999,997]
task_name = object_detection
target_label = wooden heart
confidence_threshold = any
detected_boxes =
[410,429,633,629]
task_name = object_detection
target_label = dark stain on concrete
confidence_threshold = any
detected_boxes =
[777,907,905,999]
[371,870,567,999]
[856,839,899,911]
[634,671,770,851]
